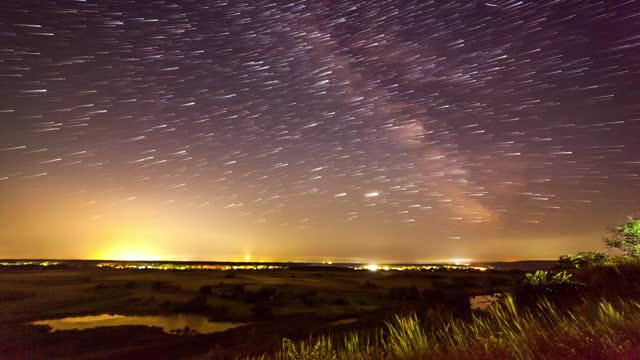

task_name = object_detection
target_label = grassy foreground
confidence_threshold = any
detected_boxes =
[239,295,640,360]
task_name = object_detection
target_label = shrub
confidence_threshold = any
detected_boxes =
[515,270,587,307]
[604,216,640,256]
[559,251,612,268]
[170,326,198,336]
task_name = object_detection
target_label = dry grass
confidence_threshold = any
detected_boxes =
[239,295,640,360]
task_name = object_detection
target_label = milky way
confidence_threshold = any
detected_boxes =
[1,0,639,261]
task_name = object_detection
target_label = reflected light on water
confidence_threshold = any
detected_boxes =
[32,314,247,335]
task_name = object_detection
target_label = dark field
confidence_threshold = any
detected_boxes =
[0,262,530,359]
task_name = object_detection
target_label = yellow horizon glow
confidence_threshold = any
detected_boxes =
[92,244,163,261]
[90,228,166,261]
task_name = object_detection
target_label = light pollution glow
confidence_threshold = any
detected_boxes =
[1,1,639,262]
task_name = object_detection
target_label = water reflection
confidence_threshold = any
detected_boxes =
[32,314,247,335]
[328,318,358,326]
[469,293,501,311]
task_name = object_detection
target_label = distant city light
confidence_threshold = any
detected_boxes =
[0,261,489,272]
[366,264,379,271]
[451,258,472,265]
[114,253,161,261]
[95,262,288,271]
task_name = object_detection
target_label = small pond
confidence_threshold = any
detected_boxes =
[328,318,358,326]
[469,293,502,311]
[31,314,247,335]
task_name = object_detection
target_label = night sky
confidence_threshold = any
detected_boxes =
[1,0,639,262]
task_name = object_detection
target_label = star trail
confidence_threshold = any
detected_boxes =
[1,0,639,262]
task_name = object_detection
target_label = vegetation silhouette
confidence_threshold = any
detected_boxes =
[238,215,640,360]
[604,215,640,256]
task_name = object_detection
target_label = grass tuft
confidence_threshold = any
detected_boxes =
[238,295,640,360]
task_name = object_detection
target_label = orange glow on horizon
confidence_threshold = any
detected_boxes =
[89,226,167,261]
[91,244,163,261]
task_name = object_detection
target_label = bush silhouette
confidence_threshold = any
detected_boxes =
[604,216,640,256]
[514,270,587,307]
[558,252,611,269]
